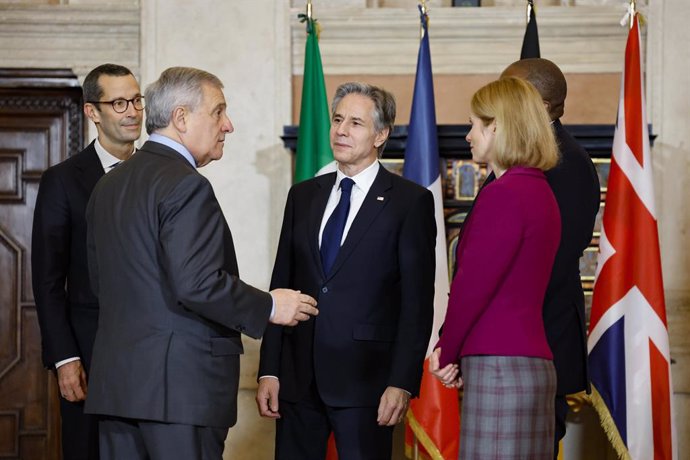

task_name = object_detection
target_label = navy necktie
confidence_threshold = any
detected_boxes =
[320,177,355,275]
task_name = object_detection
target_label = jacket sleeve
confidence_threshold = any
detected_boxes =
[159,173,272,339]
[31,168,80,367]
[437,184,524,368]
[388,189,436,395]
[258,187,296,378]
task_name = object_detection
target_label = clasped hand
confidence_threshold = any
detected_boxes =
[428,348,463,389]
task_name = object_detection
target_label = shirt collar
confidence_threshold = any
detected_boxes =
[94,138,134,171]
[148,133,197,168]
[336,159,379,193]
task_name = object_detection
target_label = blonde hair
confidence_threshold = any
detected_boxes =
[471,77,558,171]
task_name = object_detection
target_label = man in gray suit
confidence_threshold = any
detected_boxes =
[84,67,318,460]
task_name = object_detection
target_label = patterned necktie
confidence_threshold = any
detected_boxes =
[107,161,121,172]
[320,177,355,275]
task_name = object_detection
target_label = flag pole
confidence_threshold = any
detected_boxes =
[526,0,533,24]
[306,0,312,20]
[419,0,427,40]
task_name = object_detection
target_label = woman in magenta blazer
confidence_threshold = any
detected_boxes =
[430,77,561,459]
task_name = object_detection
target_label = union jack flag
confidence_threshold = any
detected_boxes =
[587,13,676,460]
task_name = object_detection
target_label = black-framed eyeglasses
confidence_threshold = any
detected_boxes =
[87,96,145,113]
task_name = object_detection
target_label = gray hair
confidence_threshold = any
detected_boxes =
[331,82,396,155]
[144,67,224,134]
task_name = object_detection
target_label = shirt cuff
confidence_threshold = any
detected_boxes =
[55,357,80,369]
[258,375,279,381]
[269,294,275,321]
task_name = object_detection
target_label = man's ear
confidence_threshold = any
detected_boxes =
[84,104,100,124]
[543,100,551,115]
[171,106,187,132]
[374,127,390,148]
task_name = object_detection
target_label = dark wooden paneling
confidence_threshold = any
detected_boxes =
[0,69,83,460]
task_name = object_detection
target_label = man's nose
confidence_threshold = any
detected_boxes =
[125,100,139,117]
[223,115,234,133]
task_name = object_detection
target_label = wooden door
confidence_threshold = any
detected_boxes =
[0,69,83,460]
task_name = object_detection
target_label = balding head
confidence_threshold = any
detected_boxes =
[501,58,567,120]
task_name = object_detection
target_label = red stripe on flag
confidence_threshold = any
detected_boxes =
[650,340,673,460]
[589,158,666,330]
[624,19,644,167]
[405,359,460,459]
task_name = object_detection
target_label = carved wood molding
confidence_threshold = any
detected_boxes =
[290,6,641,75]
[0,5,140,79]
[0,92,83,159]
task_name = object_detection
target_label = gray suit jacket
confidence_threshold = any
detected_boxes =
[84,140,272,428]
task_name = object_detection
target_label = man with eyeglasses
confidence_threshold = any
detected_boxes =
[32,63,143,460]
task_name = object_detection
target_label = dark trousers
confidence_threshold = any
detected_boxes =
[275,382,393,460]
[553,394,570,459]
[99,417,227,460]
[59,398,99,460]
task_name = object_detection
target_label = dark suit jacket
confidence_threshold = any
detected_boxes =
[32,141,103,370]
[544,120,600,395]
[84,140,272,428]
[259,165,436,407]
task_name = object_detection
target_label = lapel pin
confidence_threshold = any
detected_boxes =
[377,196,385,201]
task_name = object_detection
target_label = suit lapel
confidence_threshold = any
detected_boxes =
[309,173,336,277]
[326,165,392,280]
[75,141,105,194]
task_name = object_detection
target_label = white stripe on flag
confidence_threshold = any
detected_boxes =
[426,175,450,357]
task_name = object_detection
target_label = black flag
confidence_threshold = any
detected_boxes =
[520,1,540,59]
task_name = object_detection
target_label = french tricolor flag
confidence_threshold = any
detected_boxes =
[587,13,676,460]
[403,7,459,459]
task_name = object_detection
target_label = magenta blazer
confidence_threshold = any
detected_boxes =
[438,166,561,368]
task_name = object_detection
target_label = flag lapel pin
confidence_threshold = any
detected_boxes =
[376,196,384,201]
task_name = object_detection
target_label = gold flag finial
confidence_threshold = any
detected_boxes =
[621,0,644,30]
[526,0,534,24]
[629,0,636,29]
[307,0,312,21]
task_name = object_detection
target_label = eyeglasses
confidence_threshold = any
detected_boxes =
[87,96,145,113]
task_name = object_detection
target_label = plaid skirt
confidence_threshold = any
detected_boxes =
[459,355,556,460]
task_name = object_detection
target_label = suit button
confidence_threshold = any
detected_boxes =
[321,287,328,293]
[236,325,245,332]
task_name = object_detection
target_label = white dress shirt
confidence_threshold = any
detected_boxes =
[94,138,134,172]
[318,159,380,248]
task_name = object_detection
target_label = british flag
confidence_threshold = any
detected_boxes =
[587,13,676,460]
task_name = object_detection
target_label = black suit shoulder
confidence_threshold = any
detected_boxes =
[547,121,601,259]
[44,141,99,177]
[385,166,433,196]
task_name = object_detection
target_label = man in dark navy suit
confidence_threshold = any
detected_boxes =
[502,58,601,457]
[257,82,436,460]
[32,63,143,460]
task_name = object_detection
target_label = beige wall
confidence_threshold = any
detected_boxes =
[293,73,621,124]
